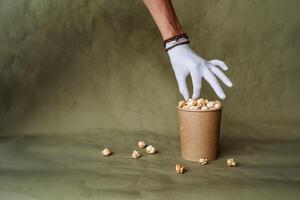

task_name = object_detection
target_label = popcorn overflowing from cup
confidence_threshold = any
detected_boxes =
[178,98,222,111]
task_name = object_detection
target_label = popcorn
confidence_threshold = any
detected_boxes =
[178,98,222,111]
[175,164,185,174]
[145,145,156,154]
[196,103,203,109]
[197,98,205,104]
[187,98,197,107]
[227,158,237,167]
[178,100,186,108]
[101,148,112,156]
[214,101,222,109]
[131,150,141,159]
[215,100,221,105]
[206,102,215,108]
[190,106,198,110]
[199,158,208,165]
[138,141,146,149]
[201,105,209,111]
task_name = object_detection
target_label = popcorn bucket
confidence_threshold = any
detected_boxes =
[177,107,222,162]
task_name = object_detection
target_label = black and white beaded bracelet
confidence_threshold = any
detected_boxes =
[163,33,190,52]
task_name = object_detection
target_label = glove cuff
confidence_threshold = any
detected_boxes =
[163,33,190,52]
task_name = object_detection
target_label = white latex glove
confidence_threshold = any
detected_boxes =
[168,44,233,100]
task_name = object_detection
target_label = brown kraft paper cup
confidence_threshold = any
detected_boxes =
[177,107,222,162]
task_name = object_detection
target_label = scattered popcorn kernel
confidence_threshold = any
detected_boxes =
[138,141,146,149]
[227,158,237,167]
[131,150,141,159]
[175,164,185,174]
[199,158,208,165]
[101,148,112,156]
[146,145,156,154]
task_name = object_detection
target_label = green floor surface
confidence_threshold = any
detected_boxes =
[0,132,299,200]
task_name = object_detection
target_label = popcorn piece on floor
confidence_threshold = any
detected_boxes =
[175,164,185,174]
[138,141,146,149]
[199,158,208,165]
[131,150,141,159]
[101,148,112,156]
[145,145,156,154]
[227,158,237,167]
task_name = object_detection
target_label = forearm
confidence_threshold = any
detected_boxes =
[143,0,183,40]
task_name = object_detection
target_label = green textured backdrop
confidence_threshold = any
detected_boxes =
[0,0,299,138]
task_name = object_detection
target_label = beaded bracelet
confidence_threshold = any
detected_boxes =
[163,33,189,46]
[165,37,189,48]
[165,41,190,52]
[164,33,190,52]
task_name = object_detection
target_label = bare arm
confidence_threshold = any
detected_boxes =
[143,0,183,39]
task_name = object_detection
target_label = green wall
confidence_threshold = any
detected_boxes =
[0,0,299,138]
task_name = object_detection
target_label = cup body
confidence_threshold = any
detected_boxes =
[177,108,222,162]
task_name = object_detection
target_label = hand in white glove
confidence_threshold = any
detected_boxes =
[168,44,233,100]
